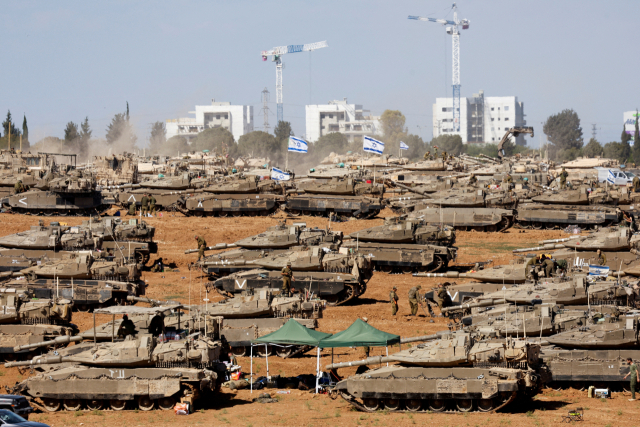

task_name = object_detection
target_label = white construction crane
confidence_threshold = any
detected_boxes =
[409,3,469,133]
[261,41,328,125]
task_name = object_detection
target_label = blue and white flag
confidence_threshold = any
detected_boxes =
[288,136,308,153]
[271,167,291,181]
[400,141,409,151]
[588,264,610,277]
[363,136,385,155]
[607,169,615,185]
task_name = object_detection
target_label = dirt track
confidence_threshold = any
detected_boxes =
[0,210,633,427]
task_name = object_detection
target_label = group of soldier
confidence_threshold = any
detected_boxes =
[128,193,157,217]
[525,250,606,282]
[389,284,450,317]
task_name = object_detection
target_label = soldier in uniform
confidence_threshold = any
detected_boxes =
[559,167,569,190]
[389,286,399,316]
[151,257,163,273]
[623,357,639,401]
[596,249,607,266]
[141,193,149,217]
[503,173,513,189]
[117,314,136,338]
[408,285,421,316]
[633,175,640,193]
[128,200,137,216]
[13,179,25,194]
[149,194,157,216]
[433,283,451,314]
[542,258,556,277]
[281,262,293,297]
[423,151,432,161]
[195,235,207,262]
[468,173,477,185]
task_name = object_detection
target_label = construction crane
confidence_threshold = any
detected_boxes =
[409,3,469,133]
[261,41,328,125]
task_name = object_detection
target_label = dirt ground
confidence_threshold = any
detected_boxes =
[0,209,631,427]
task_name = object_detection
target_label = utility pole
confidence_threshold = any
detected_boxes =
[591,123,597,140]
[261,88,271,133]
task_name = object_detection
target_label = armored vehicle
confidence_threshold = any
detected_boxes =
[294,176,384,197]
[91,154,138,186]
[115,170,211,209]
[346,218,456,246]
[5,312,227,412]
[284,194,383,219]
[544,314,640,349]
[0,288,77,359]
[178,192,285,217]
[548,248,640,276]
[399,159,447,171]
[516,203,621,229]
[514,227,631,254]
[328,332,543,413]
[409,207,515,232]
[202,174,284,194]
[531,188,592,205]
[18,253,140,282]
[82,217,155,242]
[341,241,455,273]
[212,269,367,305]
[416,260,528,284]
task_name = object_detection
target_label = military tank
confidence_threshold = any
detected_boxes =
[201,173,284,194]
[294,176,384,197]
[5,315,227,412]
[397,158,447,171]
[177,191,285,217]
[513,227,632,254]
[327,331,543,413]
[18,253,140,282]
[346,217,456,246]
[341,241,455,273]
[211,268,367,305]
[408,206,515,232]
[415,260,528,284]
[544,314,640,348]
[515,203,621,229]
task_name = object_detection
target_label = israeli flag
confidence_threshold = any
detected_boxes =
[288,136,308,153]
[588,264,610,277]
[271,167,291,181]
[607,170,615,185]
[400,141,409,151]
[363,136,385,155]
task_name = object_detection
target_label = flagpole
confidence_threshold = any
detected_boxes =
[286,149,289,171]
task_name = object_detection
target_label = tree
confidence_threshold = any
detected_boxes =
[582,138,602,158]
[379,110,407,153]
[80,117,92,144]
[400,134,426,161]
[622,123,632,145]
[148,121,167,154]
[273,121,293,165]
[190,127,236,156]
[162,136,190,156]
[2,110,20,139]
[106,103,137,146]
[314,132,350,160]
[543,109,583,153]
[603,141,631,163]
[428,134,463,155]
[64,122,80,148]
[237,131,279,160]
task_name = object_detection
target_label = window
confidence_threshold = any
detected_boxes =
[321,126,325,129]
[504,106,509,111]
[491,127,494,131]
[498,107,500,110]
[491,107,494,111]
[492,138,495,141]
[491,118,494,121]
[216,115,220,120]
[329,114,333,119]
[320,114,325,119]
[498,118,501,121]
[505,117,509,121]
[505,127,508,131]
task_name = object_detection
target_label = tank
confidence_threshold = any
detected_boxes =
[531,188,592,205]
[6,178,105,215]
[82,217,155,242]
[408,207,515,232]
[177,192,285,217]
[211,268,366,306]
[91,154,138,186]
[346,218,456,246]
[515,203,621,229]
[202,174,284,194]
[294,176,384,197]
[398,159,447,171]
[513,227,631,254]
[284,194,383,219]
[19,253,140,282]
[549,248,640,275]
[545,314,640,349]
[5,323,227,411]
[328,332,543,413]
[341,241,455,274]
[415,260,528,284]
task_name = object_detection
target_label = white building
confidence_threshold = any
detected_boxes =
[432,91,528,145]
[166,99,253,143]
[305,98,382,143]
[624,111,638,136]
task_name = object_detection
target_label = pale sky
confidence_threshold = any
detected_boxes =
[3,0,639,148]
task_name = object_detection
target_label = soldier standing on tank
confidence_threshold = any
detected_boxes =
[389,286,399,316]
[14,179,25,194]
[503,173,513,189]
[596,249,607,266]
[408,285,421,316]
[195,235,207,262]
[633,176,640,193]
[542,258,556,277]
[141,193,149,217]
[624,212,638,232]
[559,167,568,190]
[624,358,639,401]
[441,151,447,161]
[149,194,157,217]
[117,314,136,338]
[468,173,477,185]
[423,151,431,161]
[281,262,293,297]
[128,200,137,216]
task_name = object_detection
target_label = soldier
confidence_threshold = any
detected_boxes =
[128,200,137,216]
[624,357,639,401]
[625,212,638,232]
[433,146,438,157]
[141,193,149,217]
[389,286,399,316]
[468,173,477,185]
[433,283,451,314]
[281,262,293,297]
[596,249,607,266]
[503,173,513,188]
[117,314,136,338]
[423,151,432,161]
[633,175,640,193]
[149,194,157,217]
[441,151,447,161]
[542,258,556,278]
[151,257,163,273]
[559,167,569,190]
[13,179,24,194]
[195,235,207,262]
[408,285,421,316]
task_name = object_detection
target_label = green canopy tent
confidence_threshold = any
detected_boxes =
[250,319,332,393]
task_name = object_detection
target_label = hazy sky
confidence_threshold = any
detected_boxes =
[3,0,639,149]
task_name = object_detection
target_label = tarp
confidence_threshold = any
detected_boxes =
[252,318,332,346]
[318,319,400,348]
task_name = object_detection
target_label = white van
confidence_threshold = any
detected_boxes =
[595,167,636,186]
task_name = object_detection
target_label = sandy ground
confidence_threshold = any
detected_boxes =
[0,209,630,427]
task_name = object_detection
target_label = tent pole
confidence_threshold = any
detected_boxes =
[331,348,334,365]
[265,344,269,379]
[250,344,253,394]
[316,346,320,394]
[386,346,388,366]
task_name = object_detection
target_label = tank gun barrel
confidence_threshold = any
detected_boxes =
[539,236,580,244]
[512,244,565,253]
[126,295,177,306]
[202,259,253,267]
[413,271,460,278]
[391,182,432,198]
[184,243,237,254]
[119,183,141,189]
[325,355,392,371]
[12,335,83,353]
[479,154,499,163]
[441,298,507,314]
[399,333,442,344]
[4,355,85,368]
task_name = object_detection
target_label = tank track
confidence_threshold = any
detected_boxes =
[10,206,108,216]
[338,390,517,413]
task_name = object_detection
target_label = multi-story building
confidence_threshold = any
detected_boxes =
[305,98,382,143]
[433,91,528,145]
[166,99,253,142]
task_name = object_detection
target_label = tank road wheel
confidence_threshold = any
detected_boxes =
[63,399,82,411]
[109,399,127,411]
[405,399,422,412]
[456,399,473,412]
[256,346,273,357]
[486,224,498,232]
[383,398,401,411]
[232,211,243,217]
[477,398,495,412]
[422,257,445,273]
[381,265,393,274]
[276,346,295,358]
[532,222,543,230]
[158,396,175,411]
[401,266,414,274]
[362,398,380,411]
[76,304,91,312]
[138,395,155,411]
[232,346,247,357]
[86,399,104,411]
[218,212,228,218]
[428,399,446,412]
[41,398,61,412]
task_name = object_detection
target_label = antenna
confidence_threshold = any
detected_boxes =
[261,88,271,132]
